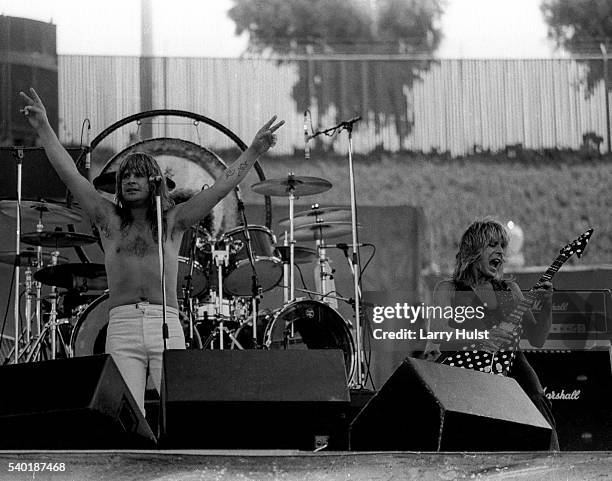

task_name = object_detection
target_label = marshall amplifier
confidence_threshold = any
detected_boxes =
[521,289,611,349]
[524,348,612,450]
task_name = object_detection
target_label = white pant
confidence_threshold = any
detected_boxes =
[106,302,186,414]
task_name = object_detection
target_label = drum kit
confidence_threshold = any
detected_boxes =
[1,174,361,382]
[3,113,368,386]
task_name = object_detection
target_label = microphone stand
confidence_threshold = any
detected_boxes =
[154,180,169,350]
[235,188,262,347]
[12,148,24,364]
[309,116,365,387]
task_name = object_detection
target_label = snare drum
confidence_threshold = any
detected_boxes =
[70,293,202,356]
[221,225,283,296]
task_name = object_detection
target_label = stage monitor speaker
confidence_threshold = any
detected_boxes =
[160,350,350,450]
[350,357,552,451]
[524,348,612,450]
[0,355,156,449]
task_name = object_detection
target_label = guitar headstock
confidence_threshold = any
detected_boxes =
[559,228,593,260]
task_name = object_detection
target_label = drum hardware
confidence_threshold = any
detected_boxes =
[277,205,351,231]
[33,263,107,291]
[236,193,264,348]
[21,231,99,248]
[307,115,366,388]
[0,250,68,266]
[21,250,70,361]
[180,224,200,347]
[0,199,84,224]
[0,149,83,364]
[252,174,333,308]
[210,241,234,349]
[292,220,359,242]
[276,245,318,265]
[314,240,338,310]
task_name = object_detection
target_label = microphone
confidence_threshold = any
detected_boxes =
[335,243,366,256]
[84,120,91,170]
[342,116,362,126]
[304,111,310,160]
[149,175,163,184]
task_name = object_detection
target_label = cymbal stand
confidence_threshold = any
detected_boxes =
[212,243,230,349]
[34,211,45,340]
[287,174,297,337]
[282,233,290,304]
[287,174,297,304]
[314,232,338,310]
[24,250,61,362]
[181,225,198,348]
[11,148,23,363]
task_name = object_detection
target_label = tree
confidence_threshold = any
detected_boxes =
[541,0,612,91]
[228,0,445,150]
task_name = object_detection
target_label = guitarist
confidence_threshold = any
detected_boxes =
[429,218,559,450]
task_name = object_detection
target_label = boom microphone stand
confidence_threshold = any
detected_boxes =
[309,116,365,387]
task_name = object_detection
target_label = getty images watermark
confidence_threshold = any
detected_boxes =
[371,303,490,341]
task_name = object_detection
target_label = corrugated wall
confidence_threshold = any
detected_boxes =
[58,56,609,157]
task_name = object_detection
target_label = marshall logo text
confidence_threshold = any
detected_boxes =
[542,386,582,400]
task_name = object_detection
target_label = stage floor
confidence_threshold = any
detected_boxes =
[1,450,611,481]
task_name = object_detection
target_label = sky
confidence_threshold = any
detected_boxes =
[0,0,559,58]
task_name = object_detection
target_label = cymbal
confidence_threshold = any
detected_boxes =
[34,263,107,290]
[0,200,83,224]
[93,172,176,194]
[276,246,318,265]
[0,250,69,267]
[278,207,351,231]
[251,176,332,197]
[21,231,99,248]
[293,221,359,241]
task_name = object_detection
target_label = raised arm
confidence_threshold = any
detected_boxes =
[19,88,112,221]
[172,115,285,229]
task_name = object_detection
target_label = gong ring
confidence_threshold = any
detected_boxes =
[73,109,272,230]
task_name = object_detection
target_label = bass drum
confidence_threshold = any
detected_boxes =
[70,293,201,357]
[264,300,355,379]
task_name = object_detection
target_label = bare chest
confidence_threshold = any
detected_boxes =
[101,222,181,260]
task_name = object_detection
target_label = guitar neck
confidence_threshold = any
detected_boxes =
[505,254,566,326]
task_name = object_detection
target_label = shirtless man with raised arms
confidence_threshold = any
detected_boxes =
[20,88,284,412]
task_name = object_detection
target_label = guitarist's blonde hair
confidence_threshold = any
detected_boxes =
[453,218,509,285]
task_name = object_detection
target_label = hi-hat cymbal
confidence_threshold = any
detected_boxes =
[93,172,176,194]
[293,221,360,241]
[278,207,351,231]
[21,231,98,248]
[251,176,332,197]
[34,263,107,290]
[276,246,318,264]
[0,250,69,267]
[0,200,83,224]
